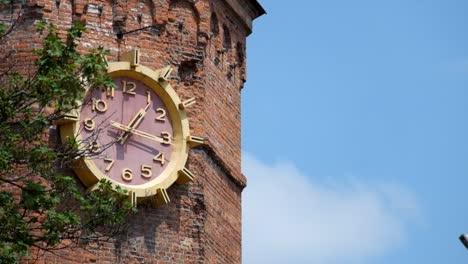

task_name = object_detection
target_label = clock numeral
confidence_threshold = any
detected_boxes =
[106,86,115,98]
[122,168,133,181]
[92,98,108,113]
[146,91,151,104]
[153,152,165,166]
[83,118,95,131]
[155,108,166,122]
[161,132,172,145]
[141,164,152,178]
[122,81,136,95]
[104,158,115,172]
[88,141,102,154]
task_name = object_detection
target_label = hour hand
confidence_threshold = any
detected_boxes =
[111,121,170,144]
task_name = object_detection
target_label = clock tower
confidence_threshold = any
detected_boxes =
[2,0,264,263]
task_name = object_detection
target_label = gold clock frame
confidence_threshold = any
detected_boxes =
[59,50,202,206]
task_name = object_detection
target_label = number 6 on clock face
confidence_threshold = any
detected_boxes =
[122,168,133,181]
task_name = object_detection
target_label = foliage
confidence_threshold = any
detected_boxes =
[0,21,136,263]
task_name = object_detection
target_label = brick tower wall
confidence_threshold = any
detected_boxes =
[0,0,263,263]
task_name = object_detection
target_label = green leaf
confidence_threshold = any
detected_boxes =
[0,22,137,261]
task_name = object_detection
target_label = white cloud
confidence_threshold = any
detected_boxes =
[242,153,420,264]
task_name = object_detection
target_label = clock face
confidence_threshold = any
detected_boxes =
[79,76,175,186]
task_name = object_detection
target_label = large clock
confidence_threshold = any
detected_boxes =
[59,50,202,206]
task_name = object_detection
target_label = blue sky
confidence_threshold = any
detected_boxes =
[241,1,468,263]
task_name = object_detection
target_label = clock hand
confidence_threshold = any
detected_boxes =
[111,121,170,144]
[119,95,152,144]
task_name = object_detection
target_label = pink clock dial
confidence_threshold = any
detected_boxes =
[79,76,174,186]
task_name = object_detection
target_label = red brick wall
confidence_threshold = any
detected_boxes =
[0,0,262,262]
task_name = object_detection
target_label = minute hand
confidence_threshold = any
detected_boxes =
[119,101,151,144]
[111,121,170,144]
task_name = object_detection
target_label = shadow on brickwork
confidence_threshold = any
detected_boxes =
[114,176,206,262]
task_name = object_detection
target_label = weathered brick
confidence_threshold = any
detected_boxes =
[1,0,264,263]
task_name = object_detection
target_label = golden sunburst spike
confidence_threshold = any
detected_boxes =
[86,182,99,193]
[154,188,170,207]
[187,136,205,148]
[177,167,195,184]
[128,191,137,207]
[179,97,196,110]
[159,66,173,81]
[121,49,140,67]
[55,108,79,125]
